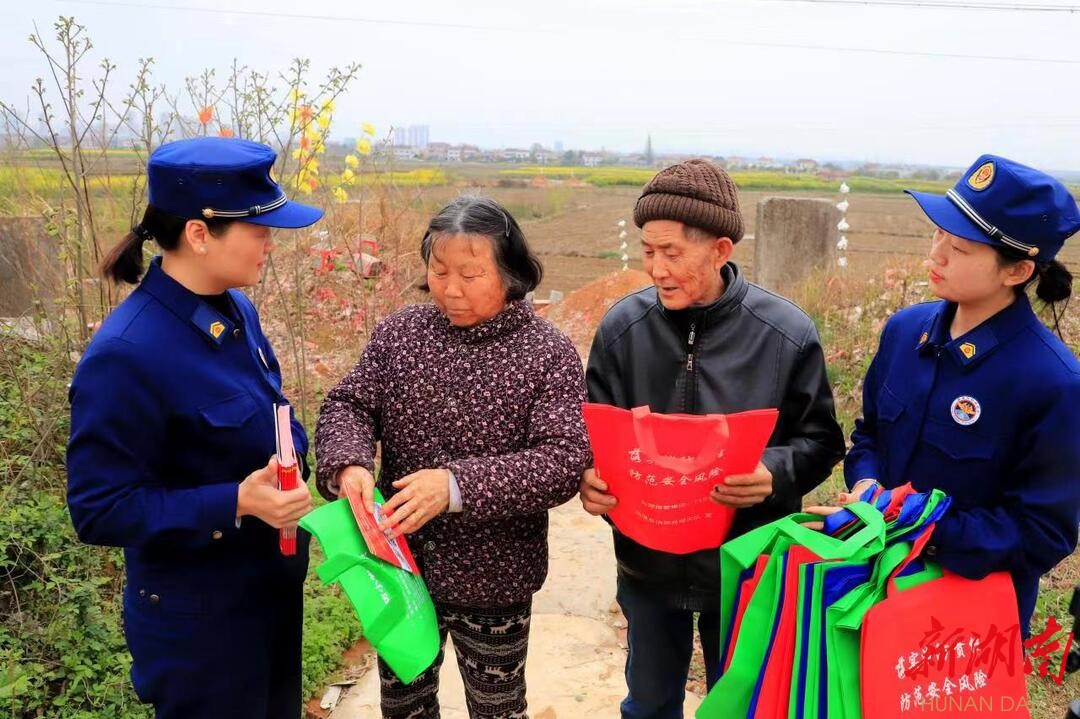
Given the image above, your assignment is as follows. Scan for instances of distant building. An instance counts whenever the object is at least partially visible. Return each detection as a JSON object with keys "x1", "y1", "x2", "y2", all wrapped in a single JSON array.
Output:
[
  {"x1": 534, "y1": 150, "x2": 561, "y2": 165},
  {"x1": 392, "y1": 125, "x2": 429, "y2": 149},
  {"x1": 793, "y1": 158, "x2": 819, "y2": 173},
  {"x1": 499, "y1": 148, "x2": 532, "y2": 162},
  {"x1": 582, "y1": 153, "x2": 603, "y2": 167},
  {"x1": 424, "y1": 142, "x2": 450, "y2": 161},
  {"x1": 407, "y1": 125, "x2": 429, "y2": 149},
  {"x1": 444, "y1": 144, "x2": 481, "y2": 162}
]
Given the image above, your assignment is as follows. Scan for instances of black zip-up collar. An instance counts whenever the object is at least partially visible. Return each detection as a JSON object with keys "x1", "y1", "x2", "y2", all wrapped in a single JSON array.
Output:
[{"x1": 654, "y1": 263, "x2": 749, "y2": 413}]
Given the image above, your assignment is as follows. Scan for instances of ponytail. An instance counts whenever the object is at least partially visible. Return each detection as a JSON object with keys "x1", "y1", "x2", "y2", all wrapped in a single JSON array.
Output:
[
  {"x1": 993, "y1": 246, "x2": 1073, "y2": 340},
  {"x1": 1033, "y1": 260, "x2": 1072, "y2": 304},
  {"x1": 1034, "y1": 260, "x2": 1072, "y2": 340},
  {"x1": 100, "y1": 205, "x2": 235, "y2": 284},
  {"x1": 101, "y1": 223, "x2": 153, "y2": 284}
]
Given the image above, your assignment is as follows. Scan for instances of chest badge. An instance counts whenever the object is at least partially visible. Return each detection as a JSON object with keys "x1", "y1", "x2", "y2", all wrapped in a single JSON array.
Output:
[
  {"x1": 209, "y1": 321, "x2": 226, "y2": 339},
  {"x1": 951, "y1": 395, "x2": 981, "y2": 426}
]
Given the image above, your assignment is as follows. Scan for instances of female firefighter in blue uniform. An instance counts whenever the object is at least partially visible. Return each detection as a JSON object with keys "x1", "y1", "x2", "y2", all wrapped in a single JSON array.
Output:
[
  {"x1": 67, "y1": 137, "x2": 322, "y2": 718},
  {"x1": 833, "y1": 154, "x2": 1080, "y2": 636}
]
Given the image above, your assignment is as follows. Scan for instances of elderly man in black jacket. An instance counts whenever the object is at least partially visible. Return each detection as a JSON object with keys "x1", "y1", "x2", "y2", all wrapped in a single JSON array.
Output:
[{"x1": 579, "y1": 159, "x2": 845, "y2": 719}]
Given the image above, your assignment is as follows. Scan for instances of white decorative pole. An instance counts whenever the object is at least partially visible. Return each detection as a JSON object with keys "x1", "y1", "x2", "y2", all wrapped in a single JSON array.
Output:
[
  {"x1": 618, "y1": 219, "x2": 629, "y2": 271},
  {"x1": 836, "y1": 182, "x2": 851, "y2": 268}
]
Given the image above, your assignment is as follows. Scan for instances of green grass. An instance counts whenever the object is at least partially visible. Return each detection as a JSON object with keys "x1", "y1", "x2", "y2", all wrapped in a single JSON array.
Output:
[
  {"x1": 325, "y1": 167, "x2": 451, "y2": 188},
  {"x1": 498, "y1": 166, "x2": 652, "y2": 187},
  {"x1": 497, "y1": 166, "x2": 955, "y2": 194},
  {"x1": 20, "y1": 148, "x2": 144, "y2": 160},
  {"x1": 0, "y1": 164, "x2": 140, "y2": 198}
]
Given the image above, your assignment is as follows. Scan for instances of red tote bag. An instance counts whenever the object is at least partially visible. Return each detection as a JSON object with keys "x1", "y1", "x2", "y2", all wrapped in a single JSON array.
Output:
[
  {"x1": 861, "y1": 567, "x2": 1029, "y2": 718},
  {"x1": 582, "y1": 403, "x2": 778, "y2": 554}
]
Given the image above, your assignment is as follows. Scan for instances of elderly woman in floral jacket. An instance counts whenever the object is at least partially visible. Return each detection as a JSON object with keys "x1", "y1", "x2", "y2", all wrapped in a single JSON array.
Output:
[{"x1": 315, "y1": 195, "x2": 591, "y2": 719}]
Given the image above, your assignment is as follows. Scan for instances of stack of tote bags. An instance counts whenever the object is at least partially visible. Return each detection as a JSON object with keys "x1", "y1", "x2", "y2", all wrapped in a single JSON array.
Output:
[{"x1": 698, "y1": 483, "x2": 1030, "y2": 719}]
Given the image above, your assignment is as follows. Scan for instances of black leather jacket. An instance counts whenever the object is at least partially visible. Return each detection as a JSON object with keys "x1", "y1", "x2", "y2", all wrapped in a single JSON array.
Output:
[{"x1": 586, "y1": 263, "x2": 845, "y2": 611}]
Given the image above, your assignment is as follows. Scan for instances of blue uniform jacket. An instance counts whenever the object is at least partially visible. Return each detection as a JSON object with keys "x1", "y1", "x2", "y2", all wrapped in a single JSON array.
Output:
[
  {"x1": 845, "y1": 295, "x2": 1080, "y2": 632},
  {"x1": 67, "y1": 257, "x2": 310, "y2": 606}
]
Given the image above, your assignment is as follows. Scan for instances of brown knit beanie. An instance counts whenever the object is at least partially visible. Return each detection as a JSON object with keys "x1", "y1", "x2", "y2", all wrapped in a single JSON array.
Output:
[{"x1": 633, "y1": 159, "x2": 744, "y2": 242}]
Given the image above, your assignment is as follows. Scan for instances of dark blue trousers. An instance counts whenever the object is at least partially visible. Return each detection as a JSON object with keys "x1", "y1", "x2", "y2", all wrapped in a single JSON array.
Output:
[
  {"x1": 616, "y1": 576, "x2": 722, "y2": 719},
  {"x1": 123, "y1": 575, "x2": 304, "y2": 719}
]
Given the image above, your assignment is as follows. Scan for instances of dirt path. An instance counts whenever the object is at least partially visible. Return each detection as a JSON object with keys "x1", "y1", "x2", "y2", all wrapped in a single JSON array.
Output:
[{"x1": 327, "y1": 503, "x2": 704, "y2": 718}]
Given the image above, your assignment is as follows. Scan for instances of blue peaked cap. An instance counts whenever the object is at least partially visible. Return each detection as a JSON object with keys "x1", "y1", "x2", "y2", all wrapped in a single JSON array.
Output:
[
  {"x1": 147, "y1": 137, "x2": 323, "y2": 229},
  {"x1": 906, "y1": 154, "x2": 1080, "y2": 262}
]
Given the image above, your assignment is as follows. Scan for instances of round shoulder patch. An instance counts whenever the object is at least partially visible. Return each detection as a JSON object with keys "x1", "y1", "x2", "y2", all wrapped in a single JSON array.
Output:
[
  {"x1": 967, "y1": 162, "x2": 995, "y2": 191},
  {"x1": 950, "y1": 395, "x2": 981, "y2": 426}
]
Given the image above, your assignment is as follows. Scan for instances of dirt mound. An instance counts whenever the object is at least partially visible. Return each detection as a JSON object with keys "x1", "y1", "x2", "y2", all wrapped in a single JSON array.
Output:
[{"x1": 543, "y1": 269, "x2": 652, "y2": 362}]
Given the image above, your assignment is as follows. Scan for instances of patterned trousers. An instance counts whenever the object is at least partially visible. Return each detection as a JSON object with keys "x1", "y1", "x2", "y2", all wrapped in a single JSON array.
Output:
[{"x1": 378, "y1": 600, "x2": 532, "y2": 719}]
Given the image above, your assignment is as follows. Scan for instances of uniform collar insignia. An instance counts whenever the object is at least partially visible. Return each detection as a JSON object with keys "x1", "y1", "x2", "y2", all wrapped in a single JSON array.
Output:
[
  {"x1": 137, "y1": 258, "x2": 237, "y2": 347},
  {"x1": 916, "y1": 307, "x2": 947, "y2": 354},
  {"x1": 191, "y1": 303, "x2": 234, "y2": 346}
]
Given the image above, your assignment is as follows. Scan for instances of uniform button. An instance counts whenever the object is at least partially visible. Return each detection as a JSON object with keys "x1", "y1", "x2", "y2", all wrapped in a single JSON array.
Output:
[
  {"x1": 233, "y1": 328, "x2": 242, "y2": 338},
  {"x1": 139, "y1": 589, "x2": 146, "y2": 597},
  {"x1": 211, "y1": 530, "x2": 223, "y2": 540},
  {"x1": 926, "y1": 545, "x2": 938, "y2": 557},
  {"x1": 149, "y1": 594, "x2": 160, "y2": 605},
  {"x1": 424, "y1": 541, "x2": 436, "y2": 552}
]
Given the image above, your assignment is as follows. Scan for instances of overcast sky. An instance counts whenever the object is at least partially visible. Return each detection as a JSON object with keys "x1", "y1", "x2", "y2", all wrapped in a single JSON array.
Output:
[{"x1": 3, "y1": 0, "x2": 1080, "y2": 171}]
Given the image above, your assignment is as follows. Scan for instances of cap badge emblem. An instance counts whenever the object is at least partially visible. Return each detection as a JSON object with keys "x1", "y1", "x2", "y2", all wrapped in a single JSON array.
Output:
[{"x1": 967, "y1": 161, "x2": 995, "y2": 191}]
